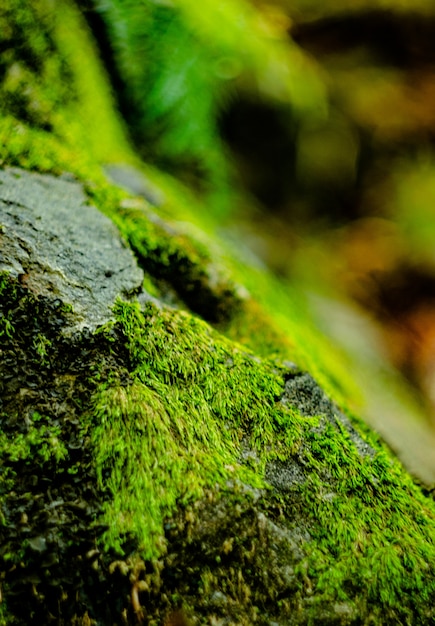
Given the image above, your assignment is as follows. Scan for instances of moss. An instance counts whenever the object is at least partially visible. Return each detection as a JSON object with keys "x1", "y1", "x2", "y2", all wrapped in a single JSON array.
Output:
[
  {"x1": 0, "y1": 0, "x2": 354, "y2": 393},
  {"x1": 0, "y1": 411, "x2": 68, "y2": 467},
  {"x1": 89, "y1": 184, "x2": 361, "y2": 411},
  {"x1": 90, "y1": 299, "x2": 305, "y2": 558},
  {"x1": 83, "y1": 296, "x2": 435, "y2": 622},
  {"x1": 2, "y1": 0, "x2": 131, "y2": 154},
  {"x1": 0, "y1": 273, "x2": 134, "y2": 623},
  {"x1": 0, "y1": 0, "x2": 133, "y2": 181},
  {"x1": 0, "y1": 274, "x2": 82, "y2": 505},
  {"x1": 284, "y1": 418, "x2": 435, "y2": 624},
  {"x1": 99, "y1": 199, "x2": 245, "y2": 322}
]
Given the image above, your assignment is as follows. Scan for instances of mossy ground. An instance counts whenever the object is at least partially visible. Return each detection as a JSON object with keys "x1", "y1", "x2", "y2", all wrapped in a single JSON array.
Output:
[{"x1": 2, "y1": 1, "x2": 435, "y2": 624}]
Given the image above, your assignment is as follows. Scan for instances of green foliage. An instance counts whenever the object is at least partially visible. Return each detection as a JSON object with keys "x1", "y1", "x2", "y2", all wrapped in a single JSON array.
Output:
[
  {"x1": 94, "y1": 0, "x2": 325, "y2": 215},
  {"x1": 95, "y1": 0, "x2": 232, "y2": 213}
]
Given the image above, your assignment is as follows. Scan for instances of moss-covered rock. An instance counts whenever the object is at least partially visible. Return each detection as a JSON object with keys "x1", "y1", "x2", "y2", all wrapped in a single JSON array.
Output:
[{"x1": 1, "y1": 1, "x2": 435, "y2": 625}]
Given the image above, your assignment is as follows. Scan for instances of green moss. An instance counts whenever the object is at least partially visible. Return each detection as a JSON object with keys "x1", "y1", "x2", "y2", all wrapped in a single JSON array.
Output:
[
  {"x1": 89, "y1": 299, "x2": 306, "y2": 558},
  {"x1": 99, "y1": 199, "x2": 244, "y2": 322},
  {"x1": 89, "y1": 182, "x2": 361, "y2": 411},
  {"x1": 86, "y1": 292, "x2": 435, "y2": 617},
  {"x1": 87, "y1": 294, "x2": 435, "y2": 619},
  {"x1": 287, "y1": 419, "x2": 435, "y2": 623},
  {"x1": 221, "y1": 256, "x2": 364, "y2": 411},
  {"x1": 0, "y1": 0, "x2": 133, "y2": 178},
  {"x1": 0, "y1": 412, "x2": 68, "y2": 468},
  {"x1": 0, "y1": 276, "x2": 72, "y2": 506},
  {"x1": 0, "y1": 0, "x2": 359, "y2": 398},
  {"x1": 87, "y1": 296, "x2": 435, "y2": 622}
]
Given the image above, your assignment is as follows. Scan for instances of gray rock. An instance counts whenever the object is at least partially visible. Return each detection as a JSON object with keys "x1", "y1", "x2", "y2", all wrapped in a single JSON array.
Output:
[
  {"x1": 0, "y1": 168, "x2": 144, "y2": 330},
  {"x1": 282, "y1": 373, "x2": 375, "y2": 458},
  {"x1": 281, "y1": 373, "x2": 335, "y2": 418},
  {"x1": 265, "y1": 456, "x2": 307, "y2": 490}
]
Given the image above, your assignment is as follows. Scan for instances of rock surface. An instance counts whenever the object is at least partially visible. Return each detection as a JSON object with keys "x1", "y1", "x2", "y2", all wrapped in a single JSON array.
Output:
[{"x1": 0, "y1": 168, "x2": 144, "y2": 330}]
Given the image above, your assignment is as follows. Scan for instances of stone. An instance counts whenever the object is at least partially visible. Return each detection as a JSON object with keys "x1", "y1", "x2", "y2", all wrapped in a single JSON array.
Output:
[{"x1": 0, "y1": 167, "x2": 144, "y2": 331}]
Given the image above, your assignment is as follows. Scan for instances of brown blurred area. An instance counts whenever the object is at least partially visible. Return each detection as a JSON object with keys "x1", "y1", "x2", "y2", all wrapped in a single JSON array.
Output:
[{"x1": 220, "y1": 5, "x2": 435, "y2": 466}]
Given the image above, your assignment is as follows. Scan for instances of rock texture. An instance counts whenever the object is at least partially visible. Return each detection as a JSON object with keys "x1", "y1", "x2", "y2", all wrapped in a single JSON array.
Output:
[{"x1": 0, "y1": 168, "x2": 144, "y2": 330}]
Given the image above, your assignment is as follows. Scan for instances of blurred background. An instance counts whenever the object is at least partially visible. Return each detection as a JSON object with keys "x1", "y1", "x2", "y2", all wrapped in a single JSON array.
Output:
[{"x1": 81, "y1": 0, "x2": 435, "y2": 482}]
